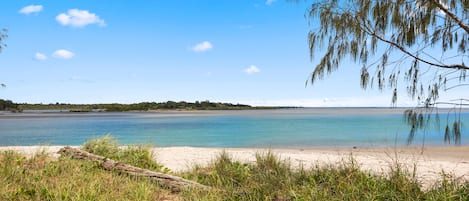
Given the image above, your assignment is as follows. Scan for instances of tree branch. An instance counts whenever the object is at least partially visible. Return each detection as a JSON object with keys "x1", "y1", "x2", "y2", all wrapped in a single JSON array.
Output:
[
  {"x1": 431, "y1": 0, "x2": 469, "y2": 34},
  {"x1": 430, "y1": 102, "x2": 469, "y2": 106},
  {"x1": 445, "y1": 83, "x2": 469, "y2": 91},
  {"x1": 58, "y1": 146, "x2": 211, "y2": 192},
  {"x1": 369, "y1": 31, "x2": 469, "y2": 70}
]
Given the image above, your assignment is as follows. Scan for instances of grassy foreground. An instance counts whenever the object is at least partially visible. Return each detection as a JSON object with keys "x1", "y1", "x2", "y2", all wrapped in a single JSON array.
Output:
[{"x1": 1, "y1": 137, "x2": 467, "y2": 200}]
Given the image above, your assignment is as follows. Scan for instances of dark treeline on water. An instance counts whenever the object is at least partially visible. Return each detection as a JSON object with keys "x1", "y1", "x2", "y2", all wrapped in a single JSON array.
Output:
[
  {"x1": 0, "y1": 100, "x2": 280, "y2": 112},
  {"x1": 0, "y1": 99, "x2": 19, "y2": 112}
]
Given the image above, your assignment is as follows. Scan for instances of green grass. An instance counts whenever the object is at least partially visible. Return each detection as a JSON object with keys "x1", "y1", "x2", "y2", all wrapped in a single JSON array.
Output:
[
  {"x1": 182, "y1": 152, "x2": 468, "y2": 200},
  {"x1": 81, "y1": 135, "x2": 169, "y2": 173},
  {"x1": 1, "y1": 136, "x2": 468, "y2": 200},
  {"x1": 0, "y1": 149, "x2": 173, "y2": 201}
]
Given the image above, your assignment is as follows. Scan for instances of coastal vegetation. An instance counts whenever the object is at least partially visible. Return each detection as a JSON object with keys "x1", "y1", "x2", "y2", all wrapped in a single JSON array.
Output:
[
  {"x1": 305, "y1": 0, "x2": 468, "y2": 144},
  {"x1": 0, "y1": 99, "x2": 19, "y2": 112},
  {"x1": 1, "y1": 136, "x2": 467, "y2": 200},
  {"x1": 13, "y1": 100, "x2": 275, "y2": 112}
]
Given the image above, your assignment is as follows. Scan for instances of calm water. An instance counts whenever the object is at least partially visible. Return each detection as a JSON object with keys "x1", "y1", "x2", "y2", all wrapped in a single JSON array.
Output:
[{"x1": 0, "y1": 109, "x2": 467, "y2": 148}]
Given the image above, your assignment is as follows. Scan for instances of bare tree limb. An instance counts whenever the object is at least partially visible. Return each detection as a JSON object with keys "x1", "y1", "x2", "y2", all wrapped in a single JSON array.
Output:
[
  {"x1": 368, "y1": 31, "x2": 469, "y2": 70},
  {"x1": 431, "y1": 0, "x2": 469, "y2": 34},
  {"x1": 58, "y1": 146, "x2": 210, "y2": 192}
]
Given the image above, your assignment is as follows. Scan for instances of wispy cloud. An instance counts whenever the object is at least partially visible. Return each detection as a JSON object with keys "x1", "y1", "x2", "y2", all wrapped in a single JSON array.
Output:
[
  {"x1": 265, "y1": 0, "x2": 277, "y2": 5},
  {"x1": 56, "y1": 9, "x2": 106, "y2": 28},
  {"x1": 52, "y1": 49, "x2": 75, "y2": 59},
  {"x1": 70, "y1": 75, "x2": 93, "y2": 83},
  {"x1": 34, "y1": 52, "x2": 47, "y2": 60},
  {"x1": 191, "y1": 41, "x2": 213, "y2": 52},
  {"x1": 244, "y1": 65, "x2": 261, "y2": 75},
  {"x1": 19, "y1": 5, "x2": 43, "y2": 15}
]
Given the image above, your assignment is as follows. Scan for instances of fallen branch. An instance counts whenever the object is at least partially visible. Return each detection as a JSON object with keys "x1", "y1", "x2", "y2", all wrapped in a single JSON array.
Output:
[{"x1": 58, "y1": 146, "x2": 210, "y2": 192}]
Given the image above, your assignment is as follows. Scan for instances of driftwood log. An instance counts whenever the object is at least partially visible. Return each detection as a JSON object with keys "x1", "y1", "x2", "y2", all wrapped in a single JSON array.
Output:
[{"x1": 58, "y1": 146, "x2": 210, "y2": 192}]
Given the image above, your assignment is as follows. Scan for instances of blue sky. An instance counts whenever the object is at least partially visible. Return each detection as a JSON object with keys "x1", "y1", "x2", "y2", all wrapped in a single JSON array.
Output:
[{"x1": 0, "y1": 0, "x2": 425, "y2": 107}]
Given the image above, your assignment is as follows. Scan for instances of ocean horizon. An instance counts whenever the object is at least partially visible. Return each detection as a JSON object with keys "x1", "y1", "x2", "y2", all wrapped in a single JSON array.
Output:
[{"x1": 1, "y1": 108, "x2": 467, "y2": 148}]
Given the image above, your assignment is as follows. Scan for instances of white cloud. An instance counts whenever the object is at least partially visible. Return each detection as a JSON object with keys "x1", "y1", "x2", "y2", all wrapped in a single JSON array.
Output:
[
  {"x1": 52, "y1": 49, "x2": 75, "y2": 59},
  {"x1": 244, "y1": 65, "x2": 261, "y2": 75},
  {"x1": 265, "y1": 0, "x2": 277, "y2": 5},
  {"x1": 70, "y1": 75, "x2": 93, "y2": 83},
  {"x1": 19, "y1": 5, "x2": 43, "y2": 15},
  {"x1": 56, "y1": 9, "x2": 106, "y2": 28},
  {"x1": 34, "y1": 52, "x2": 47, "y2": 60},
  {"x1": 191, "y1": 41, "x2": 213, "y2": 52}
]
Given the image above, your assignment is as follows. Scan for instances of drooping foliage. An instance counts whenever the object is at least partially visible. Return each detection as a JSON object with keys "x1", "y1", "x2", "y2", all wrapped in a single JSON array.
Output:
[{"x1": 307, "y1": 0, "x2": 468, "y2": 144}]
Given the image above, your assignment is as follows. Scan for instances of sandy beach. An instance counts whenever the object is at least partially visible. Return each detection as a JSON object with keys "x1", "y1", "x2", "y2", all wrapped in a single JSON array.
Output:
[{"x1": 1, "y1": 145, "x2": 467, "y2": 189}]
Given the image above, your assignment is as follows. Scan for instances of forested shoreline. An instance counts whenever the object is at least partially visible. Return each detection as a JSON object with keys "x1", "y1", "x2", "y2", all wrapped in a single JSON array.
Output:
[
  {"x1": 0, "y1": 99, "x2": 19, "y2": 112},
  {"x1": 0, "y1": 99, "x2": 281, "y2": 112}
]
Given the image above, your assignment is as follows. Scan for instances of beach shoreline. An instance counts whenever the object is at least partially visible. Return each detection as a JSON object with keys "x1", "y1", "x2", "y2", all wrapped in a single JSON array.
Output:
[
  {"x1": 1, "y1": 145, "x2": 467, "y2": 188},
  {"x1": 3, "y1": 107, "x2": 469, "y2": 118}
]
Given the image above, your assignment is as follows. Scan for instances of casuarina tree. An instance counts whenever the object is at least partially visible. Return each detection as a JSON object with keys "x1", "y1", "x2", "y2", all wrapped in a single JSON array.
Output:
[{"x1": 305, "y1": 0, "x2": 468, "y2": 144}]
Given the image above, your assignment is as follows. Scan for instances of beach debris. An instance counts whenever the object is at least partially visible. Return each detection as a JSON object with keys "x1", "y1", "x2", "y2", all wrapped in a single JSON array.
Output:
[{"x1": 57, "y1": 146, "x2": 210, "y2": 192}]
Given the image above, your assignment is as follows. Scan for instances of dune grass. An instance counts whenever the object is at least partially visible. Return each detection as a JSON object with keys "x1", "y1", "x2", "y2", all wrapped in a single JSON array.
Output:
[
  {"x1": 0, "y1": 136, "x2": 468, "y2": 200},
  {"x1": 181, "y1": 151, "x2": 468, "y2": 200},
  {"x1": 81, "y1": 135, "x2": 169, "y2": 173},
  {"x1": 0, "y1": 149, "x2": 173, "y2": 201}
]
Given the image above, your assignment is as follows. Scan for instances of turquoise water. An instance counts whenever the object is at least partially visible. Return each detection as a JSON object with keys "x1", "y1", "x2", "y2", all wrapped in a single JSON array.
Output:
[{"x1": 0, "y1": 109, "x2": 467, "y2": 148}]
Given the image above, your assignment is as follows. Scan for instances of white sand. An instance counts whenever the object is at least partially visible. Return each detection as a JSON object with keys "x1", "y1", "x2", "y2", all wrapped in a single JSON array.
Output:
[{"x1": 1, "y1": 145, "x2": 468, "y2": 188}]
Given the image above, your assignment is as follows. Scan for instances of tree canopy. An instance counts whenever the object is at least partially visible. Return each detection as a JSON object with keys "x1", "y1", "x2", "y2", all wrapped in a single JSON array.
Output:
[
  {"x1": 306, "y1": 0, "x2": 468, "y2": 144},
  {"x1": 17, "y1": 101, "x2": 257, "y2": 112},
  {"x1": 0, "y1": 99, "x2": 18, "y2": 112}
]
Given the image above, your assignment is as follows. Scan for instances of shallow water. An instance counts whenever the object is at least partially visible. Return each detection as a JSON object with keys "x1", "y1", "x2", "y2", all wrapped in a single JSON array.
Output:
[{"x1": 0, "y1": 109, "x2": 467, "y2": 148}]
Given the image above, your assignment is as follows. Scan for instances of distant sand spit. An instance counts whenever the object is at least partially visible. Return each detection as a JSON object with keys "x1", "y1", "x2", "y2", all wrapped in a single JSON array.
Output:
[
  {"x1": 0, "y1": 107, "x2": 469, "y2": 119},
  {"x1": 2, "y1": 108, "x2": 469, "y2": 119},
  {"x1": 1, "y1": 145, "x2": 467, "y2": 189}
]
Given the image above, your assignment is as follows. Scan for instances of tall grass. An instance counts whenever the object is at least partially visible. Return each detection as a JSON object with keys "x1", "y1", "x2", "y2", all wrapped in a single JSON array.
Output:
[
  {"x1": 1, "y1": 136, "x2": 468, "y2": 200},
  {"x1": 0, "y1": 149, "x2": 173, "y2": 200},
  {"x1": 82, "y1": 135, "x2": 169, "y2": 173},
  {"x1": 182, "y1": 151, "x2": 468, "y2": 200}
]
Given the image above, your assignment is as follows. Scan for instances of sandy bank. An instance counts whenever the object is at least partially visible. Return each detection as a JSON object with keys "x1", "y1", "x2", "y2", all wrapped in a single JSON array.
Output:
[
  {"x1": 5, "y1": 108, "x2": 469, "y2": 119},
  {"x1": 1, "y1": 145, "x2": 468, "y2": 188}
]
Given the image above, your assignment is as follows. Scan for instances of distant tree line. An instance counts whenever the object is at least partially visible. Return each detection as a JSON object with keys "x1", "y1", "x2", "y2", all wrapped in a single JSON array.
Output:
[
  {"x1": 17, "y1": 101, "x2": 262, "y2": 112},
  {"x1": 94, "y1": 101, "x2": 253, "y2": 112},
  {"x1": 0, "y1": 99, "x2": 20, "y2": 112}
]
